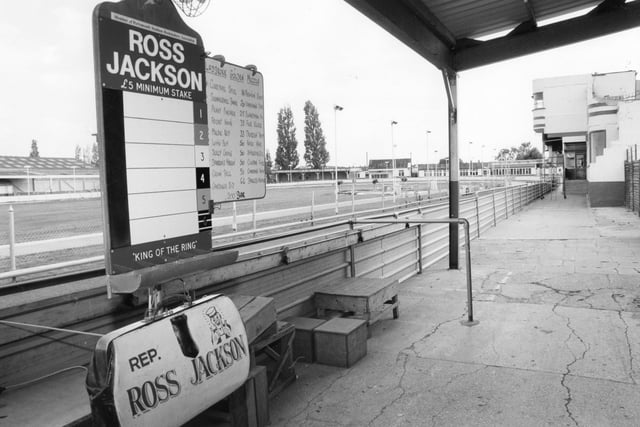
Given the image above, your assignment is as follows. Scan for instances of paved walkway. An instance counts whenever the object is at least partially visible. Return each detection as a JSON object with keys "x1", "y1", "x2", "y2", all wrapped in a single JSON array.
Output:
[{"x1": 270, "y1": 192, "x2": 640, "y2": 426}]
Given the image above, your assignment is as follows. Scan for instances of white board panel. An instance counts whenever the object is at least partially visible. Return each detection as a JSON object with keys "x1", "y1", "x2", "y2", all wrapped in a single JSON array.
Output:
[
  {"x1": 126, "y1": 168, "x2": 195, "y2": 194},
  {"x1": 128, "y1": 190, "x2": 197, "y2": 220},
  {"x1": 129, "y1": 212, "x2": 199, "y2": 245},
  {"x1": 124, "y1": 117, "x2": 194, "y2": 145},
  {"x1": 123, "y1": 91, "x2": 193, "y2": 123},
  {"x1": 205, "y1": 59, "x2": 266, "y2": 202},
  {"x1": 126, "y1": 143, "x2": 195, "y2": 169}
]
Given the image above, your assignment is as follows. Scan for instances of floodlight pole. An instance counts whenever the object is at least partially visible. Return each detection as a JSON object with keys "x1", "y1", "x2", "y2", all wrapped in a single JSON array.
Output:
[
  {"x1": 391, "y1": 121, "x2": 398, "y2": 204},
  {"x1": 468, "y1": 141, "x2": 473, "y2": 176},
  {"x1": 426, "y1": 130, "x2": 431, "y2": 178},
  {"x1": 334, "y1": 105, "x2": 343, "y2": 215}
]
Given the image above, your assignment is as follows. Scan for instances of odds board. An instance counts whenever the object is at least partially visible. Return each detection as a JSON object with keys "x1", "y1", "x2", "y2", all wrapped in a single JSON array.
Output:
[
  {"x1": 94, "y1": 1, "x2": 212, "y2": 274},
  {"x1": 205, "y1": 59, "x2": 266, "y2": 202},
  {"x1": 94, "y1": 0, "x2": 265, "y2": 276}
]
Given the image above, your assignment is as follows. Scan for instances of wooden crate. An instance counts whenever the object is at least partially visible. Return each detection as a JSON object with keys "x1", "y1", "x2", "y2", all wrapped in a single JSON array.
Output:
[
  {"x1": 285, "y1": 316, "x2": 326, "y2": 363},
  {"x1": 314, "y1": 278, "x2": 399, "y2": 326},
  {"x1": 230, "y1": 295, "x2": 277, "y2": 344},
  {"x1": 314, "y1": 318, "x2": 367, "y2": 368},
  {"x1": 183, "y1": 365, "x2": 269, "y2": 427}
]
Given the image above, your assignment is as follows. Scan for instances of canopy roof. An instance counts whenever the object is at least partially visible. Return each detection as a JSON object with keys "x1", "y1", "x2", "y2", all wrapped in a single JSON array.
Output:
[{"x1": 344, "y1": 0, "x2": 640, "y2": 71}]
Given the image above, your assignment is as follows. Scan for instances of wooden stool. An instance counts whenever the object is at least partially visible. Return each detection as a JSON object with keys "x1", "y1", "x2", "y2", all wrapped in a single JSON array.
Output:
[{"x1": 314, "y1": 278, "x2": 399, "y2": 326}]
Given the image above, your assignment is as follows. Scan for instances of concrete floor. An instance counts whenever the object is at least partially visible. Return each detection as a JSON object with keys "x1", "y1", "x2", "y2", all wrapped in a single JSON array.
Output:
[
  {"x1": 3, "y1": 191, "x2": 640, "y2": 426},
  {"x1": 270, "y1": 192, "x2": 640, "y2": 427}
]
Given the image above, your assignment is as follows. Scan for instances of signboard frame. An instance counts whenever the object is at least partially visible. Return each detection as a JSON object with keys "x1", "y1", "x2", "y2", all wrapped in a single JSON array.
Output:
[
  {"x1": 93, "y1": 0, "x2": 215, "y2": 278},
  {"x1": 205, "y1": 57, "x2": 267, "y2": 203}
]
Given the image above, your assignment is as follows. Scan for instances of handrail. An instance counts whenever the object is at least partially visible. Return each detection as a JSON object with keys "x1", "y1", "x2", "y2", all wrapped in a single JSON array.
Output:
[
  {"x1": 351, "y1": 218, "x2": 478, "y2": 326},
  {"x1": 2, "y1": 182, "x2": 547, "y2": 291}
]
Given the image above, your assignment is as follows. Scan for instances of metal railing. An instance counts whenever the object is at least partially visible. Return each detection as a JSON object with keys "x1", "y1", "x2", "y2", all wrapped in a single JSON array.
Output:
[
  {"x1": 353, "y1": 218, "x2": 477, "y2": 325},
  {"x1": 1, "y1": 182, "x2": 550, "y2": 286}
]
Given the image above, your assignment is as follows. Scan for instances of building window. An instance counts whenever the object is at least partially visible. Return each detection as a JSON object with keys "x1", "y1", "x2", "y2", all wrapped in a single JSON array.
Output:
[
  {"x1": 589, "y1": 130, "x2": 606, "y2": 163},
  {"x1": 533, "y1": 92, "x2": 544, "y2": 109}
]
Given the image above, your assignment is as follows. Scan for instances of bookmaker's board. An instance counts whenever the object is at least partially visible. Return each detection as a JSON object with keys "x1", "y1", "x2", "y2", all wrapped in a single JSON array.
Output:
[{"x1": 93, "y1": 1, "x2": 264, "y2": 274}]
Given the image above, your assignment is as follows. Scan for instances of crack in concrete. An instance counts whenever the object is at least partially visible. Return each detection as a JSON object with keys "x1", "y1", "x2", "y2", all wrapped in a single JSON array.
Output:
[
  {"x1": 429, "y1": 366, "x2": 488, "y2": 427},
  {"x1": 552, "y1": 298, "x2": 590, "y2": 427},
  {"x1": 284, "y1": 369, "x2": 351, "y2": 427},
  {"x1": 491, "y1": 330, "x2": 500, "y2": 361},
  {"x1": 617, "y1": 311, "x2": 636, "y2": 385},
  {"x1": 402, "y1": 314, "x2": 464, "y2": 358},
  {"x1": 366, "y1": 352, "x2": 410, "y2": 426}
]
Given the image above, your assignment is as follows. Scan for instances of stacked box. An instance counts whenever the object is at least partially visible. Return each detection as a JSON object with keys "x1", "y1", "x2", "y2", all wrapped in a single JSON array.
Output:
[
  {"x1": 313, "y1": 318, "x2": 367, "y2": 368},
  {"x1": 285, "y1": 316, "x2": 327, "y2": 363}
]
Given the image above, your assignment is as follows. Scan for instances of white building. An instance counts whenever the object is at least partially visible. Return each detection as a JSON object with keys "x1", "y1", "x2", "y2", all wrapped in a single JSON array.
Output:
[{"x1": 533, "y1": 70, "x2": 640, "y2": 206}]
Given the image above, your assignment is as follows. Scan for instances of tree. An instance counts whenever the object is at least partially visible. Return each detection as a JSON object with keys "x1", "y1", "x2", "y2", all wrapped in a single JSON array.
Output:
[
  {"x1": 275, "y1": 106, "x2": 299, "y2": 170},
  {"x1": 302, "y1": 100, "x2": 329, "y2": 169},
  {"x1": 515, "y1": 141, "x2": 542, "y2": 160},
  {"x1": 74, "y1": 145, "x2": 82, "y2": 161},
  {"x1": 495, "y1": 142, "x2": 542, "y2": 161},
  {"x1": 90, "y1": 141, "x2": 99, "y2": 166},
  {"x1": 265, "y1": 149, "x2": 273, "y2": 175},
  {"x1": 29, "y1": 139, "x2": 40, "y2": 158}
]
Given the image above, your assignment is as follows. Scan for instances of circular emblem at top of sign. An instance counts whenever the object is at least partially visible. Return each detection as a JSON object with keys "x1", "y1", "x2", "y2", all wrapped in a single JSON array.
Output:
[{"x1": 172, "y1": 0, "x2": 211, "y2": 17}]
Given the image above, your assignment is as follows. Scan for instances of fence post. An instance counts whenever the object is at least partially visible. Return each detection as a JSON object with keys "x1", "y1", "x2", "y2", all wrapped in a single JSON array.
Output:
[
  {"x1": 232, "y1": 202, "x2": 237, "y2": 232},
  {"x1": 351, "y1": 182, "x2": 356, "y2": 215},
  {"x1": 8, "y1": 205, "x2": 16, "y2": 280},
  {"x1": 311, "y1": 191, "x2": 315, "y2": 226},
  {"x1": 520, "y1": 185, "x2": 523, "y2": 209},
  {"x1": 504, "y1": 187, "x2": 509, "y2": 219},
  {"x1": 417, "y1": 224, "x2": 423, "y2": 274},
  {"x1": 252, "y1": 200, "x2": 257, "y2": 237},
  {"x1": 475, "y1": 195, "x2": 481, "y2": 238},
  {"x1": 349, "y1": 221, "x2": 357, "y2": 277},
  {"x1": 491, "y1": 190, "x2": 497, "y2": 226}
]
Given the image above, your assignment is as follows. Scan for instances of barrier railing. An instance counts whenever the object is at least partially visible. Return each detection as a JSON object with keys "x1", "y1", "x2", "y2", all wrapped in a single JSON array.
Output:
[
  {"x1": 1, "y1": 182, "x2": 550, "y2": 285},
  {"x1": 353, "y1": 218, "x2": 478, "y2": 325}
]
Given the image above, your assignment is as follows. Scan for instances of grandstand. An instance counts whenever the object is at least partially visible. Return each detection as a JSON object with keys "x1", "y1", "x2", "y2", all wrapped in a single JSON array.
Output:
[{"x1": 0, "y1": 156, "x2": 99, "y2": 196}]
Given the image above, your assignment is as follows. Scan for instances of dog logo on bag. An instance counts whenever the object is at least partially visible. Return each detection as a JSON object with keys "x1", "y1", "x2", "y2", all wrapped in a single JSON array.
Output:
[{"x1": 204, "y1": 306, "x2": 232, "y2": 345}]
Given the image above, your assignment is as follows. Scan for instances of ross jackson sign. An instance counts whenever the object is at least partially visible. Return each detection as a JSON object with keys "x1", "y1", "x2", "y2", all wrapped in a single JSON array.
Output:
[{"x1": 86, "y1": 294, "x2": 250, "y2": 426}]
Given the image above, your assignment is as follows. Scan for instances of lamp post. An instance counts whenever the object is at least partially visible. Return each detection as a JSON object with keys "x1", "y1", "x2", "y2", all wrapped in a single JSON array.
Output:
[
  {"x1": 24, "y1": 166, "x2": 31, "y2": 196},
  {"x1": 481, "y1": 144, "x2": 485, "y2": 176},
  {"x1": 434, "y1": 150, "x2": 438, "y2": 179},
  {"x1": 425, "y1": 130, "x2": 431, "y2": 178},
  {"x1": 468, "y1": 141, "x2": 473, "y2": 176},
  {"x1": 334, "y1": 105, "x2": 343, "y2": 214},
  {"x1": 391, "y1": 120, "x2": 398, "y2": 203}
]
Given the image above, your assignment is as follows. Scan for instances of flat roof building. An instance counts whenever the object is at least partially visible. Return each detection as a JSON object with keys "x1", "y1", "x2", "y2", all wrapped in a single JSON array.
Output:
[{"x1": 533, "y1": 70, "x2": 640, "y2": 206}]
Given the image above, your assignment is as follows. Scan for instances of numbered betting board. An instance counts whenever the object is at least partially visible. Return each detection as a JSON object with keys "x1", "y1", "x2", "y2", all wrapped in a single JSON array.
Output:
[
  {"x1": 94, "y1": 0, "x2": 243, "y2": 276},
  {"x1": 94, "y1": 0, "x2": 266, "y2": 275},
  {"x1": 206, "y1": 59, "x2": 266, "y2": 202}
]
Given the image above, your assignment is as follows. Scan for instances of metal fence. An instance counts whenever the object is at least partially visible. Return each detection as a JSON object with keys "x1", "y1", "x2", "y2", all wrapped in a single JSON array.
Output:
[
  {"x1": 624, "y1": 146, "x2": 640, "y2": 214},
  {"x1": 0, "y1": 181, "x2": 548, "y2": 285}
]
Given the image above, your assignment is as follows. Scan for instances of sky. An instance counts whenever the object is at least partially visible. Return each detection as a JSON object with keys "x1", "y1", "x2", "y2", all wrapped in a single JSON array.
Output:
[{"x1": 2, "y1": 0, "x2": 640, "y2": 166}]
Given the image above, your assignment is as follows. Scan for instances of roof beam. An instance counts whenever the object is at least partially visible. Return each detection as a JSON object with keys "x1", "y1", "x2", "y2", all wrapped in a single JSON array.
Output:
[
  {"x1": 344, "y1": 0, "x2": 454, "y2": 71},
  {"x1": 453, "y1": 0, "x2": 640, "y2": 71}
]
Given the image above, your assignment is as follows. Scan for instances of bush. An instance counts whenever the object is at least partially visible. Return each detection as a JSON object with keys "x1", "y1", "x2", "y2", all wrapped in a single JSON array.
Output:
[
  {"x1": 372, "y1": 179, "x2": 378, "y2": 184},
  {"x1": 337, "y1": 180, "x2": 343, "y2": 185},
  {"x1": 401, "y1": 176, "x2": 408, "y2": 182}
]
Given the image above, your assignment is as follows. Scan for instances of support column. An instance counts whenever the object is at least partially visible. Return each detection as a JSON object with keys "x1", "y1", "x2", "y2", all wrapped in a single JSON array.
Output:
[{"x1": 443, "y1": 69, "x2": 459, "y2": 269}]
